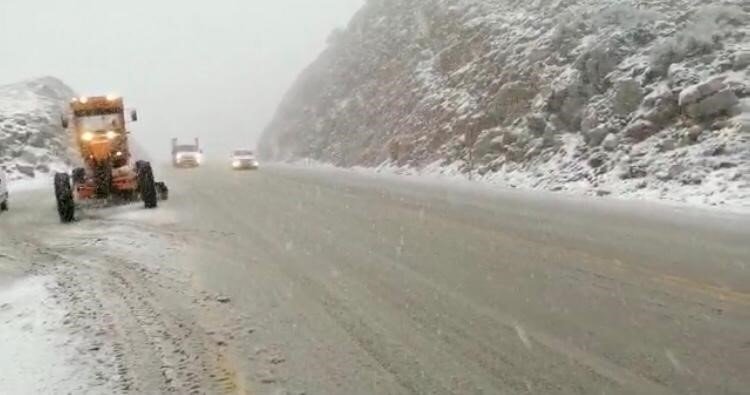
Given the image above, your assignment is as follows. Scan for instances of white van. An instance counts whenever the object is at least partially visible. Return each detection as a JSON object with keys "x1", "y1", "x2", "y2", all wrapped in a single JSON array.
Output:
[{"x1": 0, "y1": 169, "x2": 8, "y2": 212}]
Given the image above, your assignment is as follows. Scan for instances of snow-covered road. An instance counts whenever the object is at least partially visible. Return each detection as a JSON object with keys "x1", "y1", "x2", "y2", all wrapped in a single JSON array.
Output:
[
  {"x1": 1, "y1": 164, "x2": 749, "y2": 394},
  {"x1": 0, "y1": 185, "x2": 257, "y2": 393}
]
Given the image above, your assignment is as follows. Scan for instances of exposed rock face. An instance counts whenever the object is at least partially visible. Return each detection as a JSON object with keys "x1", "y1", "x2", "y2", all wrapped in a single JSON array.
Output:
[
  {"x1": 0, "y1": 77, "x2": 76, "y2": 180},
  {"x1": 261, "y1": 0, "x2": 750, "y2": 207}
]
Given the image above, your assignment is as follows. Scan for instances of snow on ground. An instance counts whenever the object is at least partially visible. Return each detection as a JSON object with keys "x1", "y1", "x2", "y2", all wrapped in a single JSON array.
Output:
[
  {"x1": 0, "y1": 276, "x2": 92, "y2": 394},
  {"x1": 106, "y1": 204, "x2": 179, "y2": 226},
  {"x1": 286, "y1": 158, "x2": 750, "y2": 215},
  {"x1": 8, "y1": 174, "x2": 54, "y2": 193},
  {"x1": 0, "y1": 186, "x2": 265, "y2": 393}
]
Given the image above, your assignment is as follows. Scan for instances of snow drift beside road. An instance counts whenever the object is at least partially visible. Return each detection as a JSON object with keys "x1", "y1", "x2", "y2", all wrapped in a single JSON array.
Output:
[
  {"x1": 287, "y1": 159, "x2": 750, "y2": 213},
  {"x1": 0, "y1": 276, "x2": 87, "y2": 394},
  {"x1": 7, "y1": 174, "x2": 54, "y2": 193},
  {"x1": 0, "y1": 77, "x2": 75, "y2": 181}
]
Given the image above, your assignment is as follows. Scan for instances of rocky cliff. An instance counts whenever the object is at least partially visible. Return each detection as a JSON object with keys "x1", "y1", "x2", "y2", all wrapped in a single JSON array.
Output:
[
  {"x1": 260, "y1": 0, "x2": 750, "y2": 207},
  {"x1": 0, "y1": 77, "x2": 76, "y2": 180}
]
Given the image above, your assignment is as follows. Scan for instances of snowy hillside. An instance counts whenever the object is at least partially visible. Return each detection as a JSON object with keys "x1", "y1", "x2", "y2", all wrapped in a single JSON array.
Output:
[
  {"x1": 260, "y1": 0, "x2": 750, "y2": 208},
  {"x1": 0, "y1": 77, "x2": 75, "y2": 180}
]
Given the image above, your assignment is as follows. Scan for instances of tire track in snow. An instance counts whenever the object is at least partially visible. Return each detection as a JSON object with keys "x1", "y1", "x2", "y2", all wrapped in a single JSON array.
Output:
[{"x1": 12, "y1": 226, "x2": 254, "y2": 394}]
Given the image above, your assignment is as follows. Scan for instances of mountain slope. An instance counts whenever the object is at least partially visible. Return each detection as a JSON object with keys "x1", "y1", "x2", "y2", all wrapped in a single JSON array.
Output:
[
  {"x1": 260, "y1": 0, "x2": 750, "y2": 208},
  {"x1": 0, "y1": 76, "x2": 76, "y2": 180}
]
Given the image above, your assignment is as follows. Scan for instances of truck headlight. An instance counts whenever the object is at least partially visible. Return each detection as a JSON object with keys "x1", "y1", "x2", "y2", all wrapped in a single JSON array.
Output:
[
  {"x1": 106, "y1": 130, "x2": 119, "y2": 140},
  {"x1": 81, "y1": 132, "x2": 94, "y2": 142},
  {"x1": 232, "y1": 160, "x2": 241, "y2": 167}
]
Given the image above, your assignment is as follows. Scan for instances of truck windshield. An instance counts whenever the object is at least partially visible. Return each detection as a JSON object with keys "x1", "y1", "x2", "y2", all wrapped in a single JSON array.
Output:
[
  {"x1": 233, "y1": 150, "x2": 253, "y2": 156},
  {"x1": 175, "y1": 145, "x2": 199, "y2": 153},
  {"x1": 76, "y1": 114, "x2": 122, "y2": 131}
]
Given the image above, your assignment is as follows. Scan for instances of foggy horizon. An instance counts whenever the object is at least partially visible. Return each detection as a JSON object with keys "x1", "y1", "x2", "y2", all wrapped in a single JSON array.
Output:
[{"x1": 0, "y1": 0, "x2": 363, "y2": 160}]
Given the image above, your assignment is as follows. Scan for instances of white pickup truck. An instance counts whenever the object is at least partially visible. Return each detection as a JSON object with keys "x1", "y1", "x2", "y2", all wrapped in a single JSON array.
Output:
[{"x1": 172, "y1": 138, "x2": 203, "y2": 168}]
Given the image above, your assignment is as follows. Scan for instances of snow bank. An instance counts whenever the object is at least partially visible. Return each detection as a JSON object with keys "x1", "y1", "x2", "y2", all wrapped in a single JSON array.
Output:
[
  {"x1": 7, "y1": 174, "x2": 53, "y2": 193},
  {"x1": 0, "y1": 77, "x2": 75, "y2": 181},
  {"x1": 288, "y1": 158, "x2": 750, "y2": 214},
  {"x1": 0, "y1": 276, "x2": 82, "y2": 393}
]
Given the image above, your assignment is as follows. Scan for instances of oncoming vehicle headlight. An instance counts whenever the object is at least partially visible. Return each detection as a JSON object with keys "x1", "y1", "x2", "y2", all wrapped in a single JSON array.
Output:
[
  {"x1": 81, "y1": 132, "x2": 94, "y2": 142},
  {"x1": 106, "y1": 130, "x2": 119, "y2": 140},
  {"x1": 106, "y1": 93, "x2": 120, "y2": 101},
  {"x1": 196, "y1": 153, "x2": 203, "y2": 164},
  {"x1": 232, "y1": 160, "x2": 241, "y2": 167}
]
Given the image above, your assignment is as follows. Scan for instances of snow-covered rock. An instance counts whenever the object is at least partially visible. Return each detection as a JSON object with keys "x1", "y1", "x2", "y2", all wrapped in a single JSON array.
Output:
[
  {"x1": 678, "y1": 77, "x2": 741, "y2": 119},
  {"x1": 734, "y1": 51, "x2": 750, "y2": 70},
  {"x1": 640, "y1": 84, "x2": 679, "y2": 125},
  {"x1": 585, "y1": 126, "x2": 611, "y2": 147},
  {"x1": 678, "y1": 78, "x2": 727, "y2": 107},
  {"x1": 623, "y1": 119, "x2": 658, "y2": 142},
  {"x1": 736, "y1": 112, "x2": 750, "y2": 133},
  {"x1": 0, "y1": 77, "x2": 75, "y2": 181},
  {"x1": 685, "y1": 89, "x2": 739, "y2": 119},
  {"x1": 261, "y1": 0, "x2": 750, "y2": 209},
  {"x1": 602, "y1": 133, "x2": 619, "y2": 151}
]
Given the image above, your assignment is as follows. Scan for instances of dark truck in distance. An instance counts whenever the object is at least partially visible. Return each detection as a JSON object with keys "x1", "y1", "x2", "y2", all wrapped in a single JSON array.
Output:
[{"x1": 172, "y1": 138, "x2": 203, "y2": 168}]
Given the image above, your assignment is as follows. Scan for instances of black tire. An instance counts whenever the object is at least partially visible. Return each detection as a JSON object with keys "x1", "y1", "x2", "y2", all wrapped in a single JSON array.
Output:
[
  {"x1": 72, "y1": 167, "x2": 86, "y2": 184},
  {"x1": 94, "y1": 161, "x2": 112, "y2": 198},
  {"x1": 156, "y1": 182, "x2": 169, "y2": 201},
  {"x1": 0, "y1": 199, "x2": 7, "y2": 212},
  {"x1": 137, "y1": 161, "x2": 158, "y2": 209},
  {"x1": 54, "y1": 173, "x2": 75, "y2": 223}
]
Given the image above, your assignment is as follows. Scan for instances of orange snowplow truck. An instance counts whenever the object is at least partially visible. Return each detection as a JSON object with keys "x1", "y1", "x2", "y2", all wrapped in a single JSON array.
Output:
[{"x1": 54, "y1": 95, "x2": 167, "y2": 223}]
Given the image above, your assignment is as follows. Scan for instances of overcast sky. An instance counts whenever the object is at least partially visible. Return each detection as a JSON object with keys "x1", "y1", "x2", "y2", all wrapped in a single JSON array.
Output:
[{"x1": 0, "y1": 0, "x2": 362, "y2": 159}]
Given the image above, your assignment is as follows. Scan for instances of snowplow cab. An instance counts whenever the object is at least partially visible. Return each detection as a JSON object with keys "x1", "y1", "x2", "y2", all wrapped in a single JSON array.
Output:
[{"x1": 68, "y1": 95, "x2": 136, "y2": 168}]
